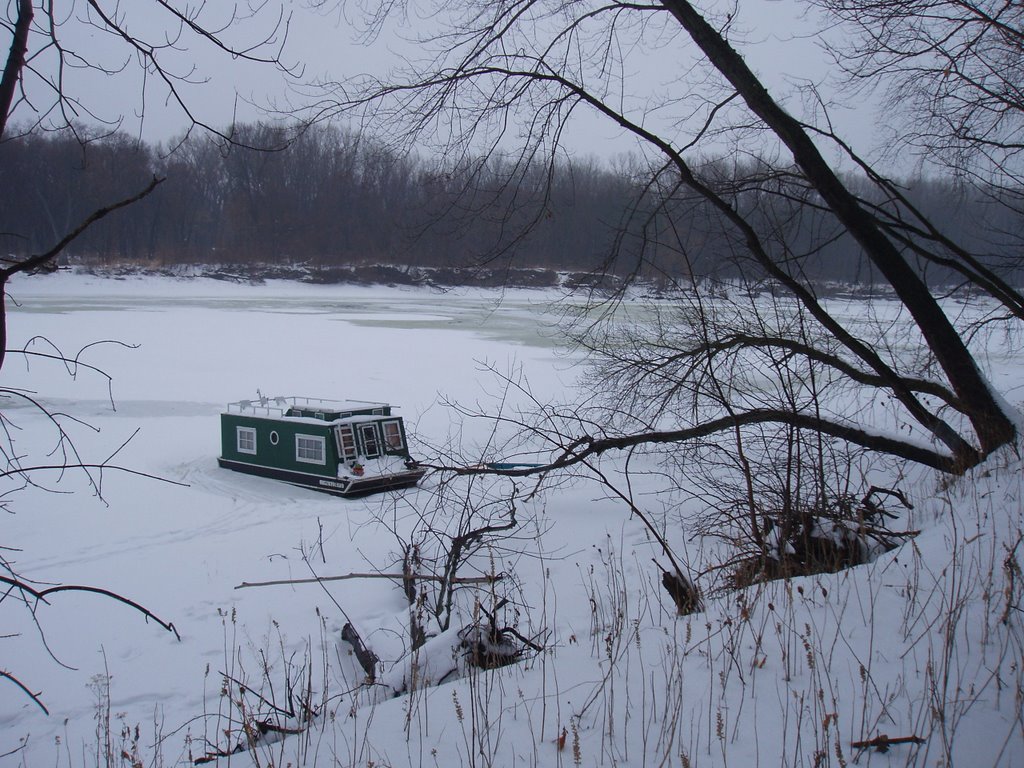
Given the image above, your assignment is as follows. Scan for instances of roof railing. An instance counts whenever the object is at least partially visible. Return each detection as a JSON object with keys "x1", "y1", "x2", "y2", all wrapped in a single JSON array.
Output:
[{"x1": 225, "y1": 396, "x2": 393, "y2": 417}]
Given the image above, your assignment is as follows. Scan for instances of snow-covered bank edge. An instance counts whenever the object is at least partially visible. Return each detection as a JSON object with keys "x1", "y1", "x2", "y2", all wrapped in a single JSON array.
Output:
[
  {"x1": 58, "y1": 260, "x2": 910, "y2": 300},
  {"x1": 169, "y1": 450, "x2": 1024, "y2": 768}
]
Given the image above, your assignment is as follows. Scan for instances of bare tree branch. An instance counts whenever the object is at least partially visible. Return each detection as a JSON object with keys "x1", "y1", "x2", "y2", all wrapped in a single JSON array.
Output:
[
  {"x1": 0, "y1": 574, "x2": 180, "y2": 640},
  {"x1": 423, "y1": 408, "x2": 959, "y2": 475},
  {"x1": 0, "y1": 668, "x2": 48, "y2": 715}
]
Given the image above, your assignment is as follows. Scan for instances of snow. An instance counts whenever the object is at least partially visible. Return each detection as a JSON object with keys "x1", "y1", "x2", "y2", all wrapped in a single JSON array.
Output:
[{"x1": 2, "y1": 272, "x2": 1022, "y2": 767}]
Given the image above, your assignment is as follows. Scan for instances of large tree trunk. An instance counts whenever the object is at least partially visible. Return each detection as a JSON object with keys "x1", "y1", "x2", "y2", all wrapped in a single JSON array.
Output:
[
  {"x1": 660, "y1": 0, "x2": 1016, "y2": 464},
  {"x1": 0, "y1": 0, "x2": 32, "y2": 140}
]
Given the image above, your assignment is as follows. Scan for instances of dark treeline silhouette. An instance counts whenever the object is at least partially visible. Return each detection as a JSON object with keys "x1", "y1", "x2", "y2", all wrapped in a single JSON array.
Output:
[{"x1": 1, "y1": 123, "x2": 1019, "y2": 285}]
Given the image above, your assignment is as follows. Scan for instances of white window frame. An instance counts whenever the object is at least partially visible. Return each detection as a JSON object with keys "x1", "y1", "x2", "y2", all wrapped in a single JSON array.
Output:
[
  {"x1": 295, "y1": 434, "x2": 326, "y2": 464},
  {"x1": 359, "y1": 423, "x2": 381, "y2": 458},
  {"x1": 237, "y1": 426, "x2": 257, "y2": 455},
  {"x1": 382, "y1": 420, "x2": 404, "y2": 451}
]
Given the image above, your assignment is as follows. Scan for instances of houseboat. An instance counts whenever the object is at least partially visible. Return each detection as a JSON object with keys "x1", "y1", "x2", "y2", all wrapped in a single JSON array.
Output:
[{"x1": 218, "y1": 396, "x2": 426, "y2": 497}]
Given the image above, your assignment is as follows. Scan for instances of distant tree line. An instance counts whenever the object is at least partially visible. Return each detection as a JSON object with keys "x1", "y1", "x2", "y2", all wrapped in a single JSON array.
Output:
[{"x1": 1, "y1": 123, "x2": 1019, "y2": 285}]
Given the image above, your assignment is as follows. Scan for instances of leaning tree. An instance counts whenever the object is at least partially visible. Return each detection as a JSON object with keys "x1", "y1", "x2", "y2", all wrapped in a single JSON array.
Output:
[
  {"x1": 320, "y1": 0, "x2": 1022, "y2": 474},
  {"x1": 307, "y1": 0, "x2": 1024, "y2": 591}
]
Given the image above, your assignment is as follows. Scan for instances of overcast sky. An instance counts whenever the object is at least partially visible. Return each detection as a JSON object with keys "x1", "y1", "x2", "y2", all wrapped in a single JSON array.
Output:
[{"x1": 18, "y1": 1, "x2": 875, "y2": 162}]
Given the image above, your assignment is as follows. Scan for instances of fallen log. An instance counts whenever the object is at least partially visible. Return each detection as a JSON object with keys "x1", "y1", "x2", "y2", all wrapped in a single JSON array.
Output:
[
  {"x1": 235, "y1": 572, "x2": 502, "y2": 590},
  {"x1": 341, "y1": 622, "x2": 379, "y2": 683},
  {"x1": 851, "y1": 734, "x2": 925, "y2": 752}
]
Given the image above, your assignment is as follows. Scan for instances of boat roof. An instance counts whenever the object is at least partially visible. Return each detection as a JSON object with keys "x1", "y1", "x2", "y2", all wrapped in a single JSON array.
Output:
[{"x1": 224, "y1": 396, "x2": 395, "y2": 419}]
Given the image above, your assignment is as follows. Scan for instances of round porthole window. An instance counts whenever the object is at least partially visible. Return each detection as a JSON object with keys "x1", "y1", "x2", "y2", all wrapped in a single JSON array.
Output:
[{"x1": 269, "y1": 431, "x2": 280, "y2": 446}]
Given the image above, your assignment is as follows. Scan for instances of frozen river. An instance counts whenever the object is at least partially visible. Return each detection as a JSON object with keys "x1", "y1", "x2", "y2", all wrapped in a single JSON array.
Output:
[{"x1": 2, "y1": 272, "x2": 1021, "y2": 768}]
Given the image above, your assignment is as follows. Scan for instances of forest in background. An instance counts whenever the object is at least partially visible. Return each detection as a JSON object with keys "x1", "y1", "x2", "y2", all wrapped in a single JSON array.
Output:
[{"x1": 3, "y1": 122, "x2": 1020, "y2": 286}]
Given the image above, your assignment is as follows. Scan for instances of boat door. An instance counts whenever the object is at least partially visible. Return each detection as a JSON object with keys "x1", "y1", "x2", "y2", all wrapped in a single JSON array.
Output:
[
  {"x1": 335, "y1": 424, "x2": 358, "y2": 461},
  {"x1": 358, "y1": 423, "x2": 381, "y2": 458}
]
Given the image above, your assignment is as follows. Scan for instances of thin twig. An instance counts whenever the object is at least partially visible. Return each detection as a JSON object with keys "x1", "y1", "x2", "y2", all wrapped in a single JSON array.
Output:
[{"x1": 0, "y1": 669, "x2": 49, "y2": 715}]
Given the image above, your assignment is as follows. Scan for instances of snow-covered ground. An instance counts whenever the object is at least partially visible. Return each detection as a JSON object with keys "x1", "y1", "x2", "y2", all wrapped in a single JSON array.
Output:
[{"x1": 2, "y1": 273, "x2": 1022, "y2": 767}]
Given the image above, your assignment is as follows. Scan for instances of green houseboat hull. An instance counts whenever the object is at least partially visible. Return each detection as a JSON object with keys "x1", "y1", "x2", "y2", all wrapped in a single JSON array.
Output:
[{"x1": 217, "y1": 457, "x2": 425, "y2": 498}]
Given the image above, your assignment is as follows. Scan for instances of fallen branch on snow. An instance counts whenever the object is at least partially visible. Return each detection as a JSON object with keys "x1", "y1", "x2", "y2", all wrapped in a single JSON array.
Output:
[
  {"x1": 851, "y1": 734, "x2": 925, "y2": 752},
  {"x1": 341, "y1": 622, "x2": 379, "y2": 683},
  {"x1": 235, "y1": 572, "x2": 503, "y2": 590}
]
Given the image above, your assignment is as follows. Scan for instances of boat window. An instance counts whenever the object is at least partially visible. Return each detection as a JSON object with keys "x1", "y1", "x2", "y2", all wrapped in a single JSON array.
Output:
[
  {"x1": 382, "y1": 420, "x2": 404, "y2": 451},
  {"x1": 237, "y1": 426, "x2": 257, "y2": 455},
  {"x1": 295, "y1": 434, "x2": 326, "y2": 464},
  {"x1": 336, "y1": 425, "x2": 357, "y2": 460},
  {"x1": 359, "y1": 424, "x2": 381, "y2": 458}
]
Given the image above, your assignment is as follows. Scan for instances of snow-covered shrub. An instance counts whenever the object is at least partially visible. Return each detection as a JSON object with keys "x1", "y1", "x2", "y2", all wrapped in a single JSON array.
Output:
[{"x1": 730, "y1": 487, "x2": 915, "y2": 586}]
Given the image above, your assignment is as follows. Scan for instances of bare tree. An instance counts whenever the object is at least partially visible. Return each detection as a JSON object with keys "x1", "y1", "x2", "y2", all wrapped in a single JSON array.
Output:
[
  {"x1": 318, "y1": 0, "x2": 1021, "y2": 478},
  {"x1": 814, "y1": 0, "x2": 1024, "y2": 191},
  {"x1": 3, "y1": 1, "x2": 299, "y2": 143},
  {"x1": 0, "y1": 0, "x2": 294, "y2": 714},
  {"x1": 279, "y1": 1, "x2": 1024, "y2": 608}
]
